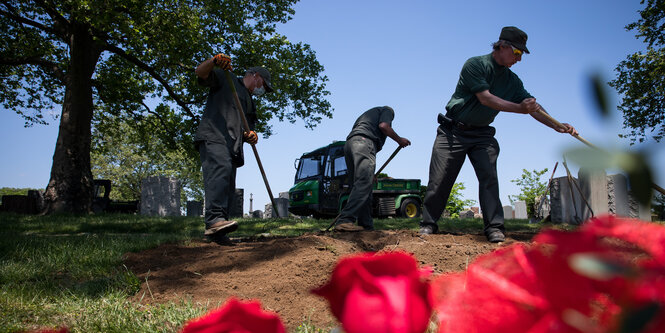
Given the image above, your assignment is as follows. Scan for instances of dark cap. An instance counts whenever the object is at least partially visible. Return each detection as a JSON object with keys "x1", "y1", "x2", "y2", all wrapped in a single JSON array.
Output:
[
  {"x1": 248, "y1": 66, "x2": 273, "y2": 92},
  {"x1": 499, "y1": 26, "x2": 530, "y2": 54}
]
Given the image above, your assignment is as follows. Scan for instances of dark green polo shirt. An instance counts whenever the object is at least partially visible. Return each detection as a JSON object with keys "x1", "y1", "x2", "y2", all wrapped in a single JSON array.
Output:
[
  {"x1": 347, "y1": 106, "x2": 394, "y2": 152},
  {"x1": 195, "y1": 69, "x2": 257, "y2": 166},
  {"x1": 445, "y1": 53, "x2": 532, "y2": 126}
]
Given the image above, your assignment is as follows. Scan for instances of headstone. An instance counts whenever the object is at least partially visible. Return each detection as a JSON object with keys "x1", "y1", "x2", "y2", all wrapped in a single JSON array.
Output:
[
  {"x1": 251, "y1": 210, "x2": 263, "y2": 218},
  {"x1": 628, "y1": 192, "x2": 652, "y2": 221},
  {"x1": 279, "y1": 191, "x2": 290, "y2": 199},
  {"x1": 1, "y1": 191, "x2": 43, "y2": 214},
  {"x1": 550, "y1": 176, "x2": 585, "y2": 224},
  {"x1": 264, "y1": 203, "x2": 273, "y2": 218},
  {"x1": 514, "y1": 201, "x2": 528, "y2": 219},
  {"x1": 607, "y1": 174, "x2": 630, "y2": 217},
  {"x1": 140, "y1": 176, "x2": 181, "y2": 216},
  {"x1": 578, "y1": 168, "x2": 609, "y2": 220},
  {"x1": 186, "y1": 200, "x2": 203, "y2": 217},
  {"x1": 229, "y1": 188, "x2": 243, "y2": 218},
  {"x1": 502, "y1": 205, "x2": 514, "y2": 219},
  {"x1": 273, "y1": 197, "x2": 289, "y2": 218},
  {"x1": 534, "y1": 195, "x2": 550, "y2": 219},
  {"x1": 459, "y1": 209, "x2": 474, "y2": 219}
]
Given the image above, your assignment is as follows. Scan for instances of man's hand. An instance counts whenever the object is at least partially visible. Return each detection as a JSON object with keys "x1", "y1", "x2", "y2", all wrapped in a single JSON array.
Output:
[
  {"x1": 397, "y1": 137, "x2": 411, "y2": 148},
  {"x1": 213, "y1": 54, "x2": 232, "y2": 71},
  {"x1": 556, "y1": 123, "x2": 579, "y2": 136},
  {"x1": 519, "y1": 98, "x2": 539, "y2": 114},
  {"x1": 243, "y1": 131, "x2": 258, "y2": 145}
]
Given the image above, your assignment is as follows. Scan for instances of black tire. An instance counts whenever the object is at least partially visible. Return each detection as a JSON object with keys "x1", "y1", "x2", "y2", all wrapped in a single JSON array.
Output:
[{"x1": 399, "y1": 198, "x2": 421, "y2": 218}]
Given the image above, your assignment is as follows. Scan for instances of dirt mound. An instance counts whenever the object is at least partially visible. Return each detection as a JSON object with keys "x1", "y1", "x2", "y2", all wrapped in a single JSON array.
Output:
[{"x1": 123, "y1": 230, "x2": 534, "y2": 330}]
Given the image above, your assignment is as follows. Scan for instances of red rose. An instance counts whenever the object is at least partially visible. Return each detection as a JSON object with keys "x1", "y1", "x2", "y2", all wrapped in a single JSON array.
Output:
[
  {"x1": 180, "y1": 297, "x2": 286, "y2": 333},
  {"x1": 312, "y1": 251, "x2": 432, "y2": 333},
  {"x1": 432, "y1": 215, "x2": 665, "y2": 333}
]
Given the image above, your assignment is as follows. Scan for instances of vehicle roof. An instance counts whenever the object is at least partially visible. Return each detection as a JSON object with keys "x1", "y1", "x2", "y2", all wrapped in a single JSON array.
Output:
[{"x1": 301, "y1": 140, "x2": 345, "y2": 158}]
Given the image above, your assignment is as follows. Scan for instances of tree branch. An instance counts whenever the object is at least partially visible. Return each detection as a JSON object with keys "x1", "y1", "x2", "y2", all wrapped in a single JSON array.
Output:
[
  {"x1": 0, "y1": 56, "x2": 66, "y2": 83},
  {"x1": 102, "y1": 43, "x2": 197, "y2": 120},
  {"x1": 0, "y1": 3, "x2": 59, "y2": 36}
]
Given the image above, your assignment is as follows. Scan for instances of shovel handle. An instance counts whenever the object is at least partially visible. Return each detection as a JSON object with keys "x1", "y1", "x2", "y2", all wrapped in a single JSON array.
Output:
[
  {"x1": 536, "y1": 108, "x2": 598, "y2": 149},
  {"x1": 223, "y1": 70, "x2": 281, "y2": 217}
]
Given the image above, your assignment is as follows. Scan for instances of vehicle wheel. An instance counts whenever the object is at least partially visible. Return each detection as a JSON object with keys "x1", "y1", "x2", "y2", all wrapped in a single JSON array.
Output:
[{"x1": 399, "y1": 198, "x2": 421, "y2": 218}]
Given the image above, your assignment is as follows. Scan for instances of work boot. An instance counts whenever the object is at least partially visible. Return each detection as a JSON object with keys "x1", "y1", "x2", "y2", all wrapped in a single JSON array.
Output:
[
  {"x1": 334, "y1": 222, "x2": 365, "y2": 232},
  {"x1": 487, "y1": 231, "x2": 505, "y2": 243},
  {"x1": 206, "y1": 233, "x2": 235, "y2": 246},
  {"x1": 204, "y1": 220, "x2": 238, "y2": 236},
  {"x1": 419, "y1": 224, "x2": 437, "y2": 235}
]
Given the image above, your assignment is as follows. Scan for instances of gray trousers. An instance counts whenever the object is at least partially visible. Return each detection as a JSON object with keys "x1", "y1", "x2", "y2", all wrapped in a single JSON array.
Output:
[
  {"x1": 338, "y1": 136, "x2": 375, "y2": 229},
  {"x1": 421, "y1": 123, "x2": 504, "y2": 236},
  {"x1": 198, "y1": 140, "x2": 237, "y2": 228}
]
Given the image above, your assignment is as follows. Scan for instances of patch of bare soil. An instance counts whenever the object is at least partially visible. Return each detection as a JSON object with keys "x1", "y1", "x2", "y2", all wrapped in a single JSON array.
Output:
[{"x1": 123, "y1": 230, "x2": 535, "y2": 331}]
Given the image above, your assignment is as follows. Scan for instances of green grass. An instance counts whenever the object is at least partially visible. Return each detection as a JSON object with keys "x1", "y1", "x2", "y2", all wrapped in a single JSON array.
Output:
[{"x1": 0, "y1": 212, "x2": 552, "y2": 332}]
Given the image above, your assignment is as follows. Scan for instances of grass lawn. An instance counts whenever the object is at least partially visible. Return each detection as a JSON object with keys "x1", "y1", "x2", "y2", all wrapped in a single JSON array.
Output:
[{"x1": 0, "y1": 212, "x2": 556, "y2": 332}]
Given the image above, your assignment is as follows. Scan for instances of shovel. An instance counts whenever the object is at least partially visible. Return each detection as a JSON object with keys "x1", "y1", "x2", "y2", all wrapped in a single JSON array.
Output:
[
  {"x1": 536, "y1": 108, "x2": 665, "y2": 196},
  {"x1": 224, "y1": 70, "x2": 281, "y2": 218}
]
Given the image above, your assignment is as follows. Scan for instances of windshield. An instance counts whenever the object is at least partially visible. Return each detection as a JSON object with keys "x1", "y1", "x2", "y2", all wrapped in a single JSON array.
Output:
[{"x1": 295, "y1": 156, "x2": 323, "y2": 182}]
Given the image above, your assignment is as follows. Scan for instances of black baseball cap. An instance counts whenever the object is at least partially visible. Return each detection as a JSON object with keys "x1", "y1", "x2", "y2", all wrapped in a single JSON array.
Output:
[
  {"x1": 499, "y1": 26, "x2": 530, "y2": 54},
  {"x1": 249, "y1": 66, "x2": 273, "y2": 92}
]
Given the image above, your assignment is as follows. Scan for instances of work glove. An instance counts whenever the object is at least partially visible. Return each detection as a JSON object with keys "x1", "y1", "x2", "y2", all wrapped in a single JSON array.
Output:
[
  {"x1": 243, "y1": 131, "x2": 258, "y2": 145},
  {"x1": 213, "y1": 53, "x2": 232, "y2": 71}
]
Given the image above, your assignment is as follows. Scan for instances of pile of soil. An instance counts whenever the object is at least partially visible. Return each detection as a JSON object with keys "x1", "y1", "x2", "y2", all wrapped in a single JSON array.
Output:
[{"x1": 124, "y1": 230, "x2": 535, "y2": 330}]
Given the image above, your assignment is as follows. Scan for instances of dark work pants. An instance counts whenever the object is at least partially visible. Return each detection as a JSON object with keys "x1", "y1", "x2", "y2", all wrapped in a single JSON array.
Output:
[
  {"x1": 338, "y1": 136, "x2": 375, "y2": 229},
  {"x1": 421, "y1": 124, "x2": 504, "y2": 236},
  {"x1": 198, "y1": 140, "x2": 237, "y2": 228}
]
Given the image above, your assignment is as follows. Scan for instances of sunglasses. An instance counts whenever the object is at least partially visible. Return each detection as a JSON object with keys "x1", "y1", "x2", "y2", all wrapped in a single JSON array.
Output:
[{"x1": 510, "y1": 45, "x2": 523, "y2": 56}]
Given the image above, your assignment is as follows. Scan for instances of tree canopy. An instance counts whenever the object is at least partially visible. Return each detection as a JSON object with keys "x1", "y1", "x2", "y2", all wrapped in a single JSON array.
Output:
[
  {"x1": 609, "y1": 0, "x2": 665, "y2": 144},
  {"x1": 0, "y1": 0, "x2": 332, "y2": 213}
]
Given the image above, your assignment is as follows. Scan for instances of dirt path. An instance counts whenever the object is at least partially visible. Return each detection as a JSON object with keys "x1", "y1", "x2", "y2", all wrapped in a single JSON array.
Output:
[{"x1": 124, "y1": 230, "x2": 535, "y2": 330}]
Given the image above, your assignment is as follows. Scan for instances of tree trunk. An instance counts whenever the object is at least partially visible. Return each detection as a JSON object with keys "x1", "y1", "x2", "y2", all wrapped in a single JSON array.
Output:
[{"x1": 43, "y1": 24, "x2": 101, "y2": 214}]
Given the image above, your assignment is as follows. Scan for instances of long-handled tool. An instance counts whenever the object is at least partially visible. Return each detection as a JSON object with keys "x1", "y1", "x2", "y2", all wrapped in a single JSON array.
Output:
[
  {"x1": 536, "y1": 108, "x2": 665, "y2": 196},
  {"x1": 375, "y1": 146, "x2": 402, "y2": 177},
  {"x1": 224, "y1": 70, "x2": 281, "y2": 218},
  {"x1": 325, "y1": 145, "x2": 405, "y2": 232}
]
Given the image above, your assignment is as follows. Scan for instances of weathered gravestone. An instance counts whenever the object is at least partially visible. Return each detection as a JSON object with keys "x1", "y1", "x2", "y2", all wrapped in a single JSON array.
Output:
[
  {"x1": 550, "y1": 176, "x2": 585, "y2": 224},
  {"x1": 502, "y1": 205, "x2": 514, "y2": 219},
  {"x1": 514, "y1": 201, "x2": 528, "y2": 219},
  {"x1": 578, "y1": 168, "x2": 609, "y2": 221},
  {"x1": 140, "y1": 176, "x2": 180, "y2": 216},
  {"x1": 459, "y1": 209, "x2": 474, "y2": 219},
  {"x1": 186, "y1": 200, "x2": 203, "y2": 217}
]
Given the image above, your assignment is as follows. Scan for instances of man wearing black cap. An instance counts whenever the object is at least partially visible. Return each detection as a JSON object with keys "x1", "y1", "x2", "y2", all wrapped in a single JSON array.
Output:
[
  {"x1": 419, "y1": 26, "x2": 578, "y2": 242},
  {"x1": 194, "y1": 54, "x2": 273, "y2": 244}
]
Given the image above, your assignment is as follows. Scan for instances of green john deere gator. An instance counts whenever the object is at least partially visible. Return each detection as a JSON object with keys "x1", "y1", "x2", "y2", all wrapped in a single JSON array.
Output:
[{"x1": 288, "y1": 141, "x2": 422, "y2": 218}]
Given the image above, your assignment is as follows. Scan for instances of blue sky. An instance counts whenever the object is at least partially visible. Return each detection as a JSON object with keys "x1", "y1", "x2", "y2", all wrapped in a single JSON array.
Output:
[{"x1": 1, "y1": 0, "x2": 663, "y2": 215}]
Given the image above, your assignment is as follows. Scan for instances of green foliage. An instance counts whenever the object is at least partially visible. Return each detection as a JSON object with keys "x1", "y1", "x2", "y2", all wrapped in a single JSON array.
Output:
[
  {"x1": 91, "y1": 107, "x2": 203, "y2": 203},
  {"x1": 509, "y1": 168, "x2": 549, "y2": 218},
  {"x1": 1, "y1": 0, "x2": 333, "y2": 212},
  {"x1": 419, "y1": 183, "x2": 476, "y2": 218},
  {"x1": 608, "y1": 0, "x2": 665, "y2": 143}
]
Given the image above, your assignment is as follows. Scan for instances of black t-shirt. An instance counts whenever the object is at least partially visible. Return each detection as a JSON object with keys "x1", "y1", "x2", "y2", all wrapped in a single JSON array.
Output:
[{"x1": 347, "y1": 106, "x2": 394, "y2": 152}]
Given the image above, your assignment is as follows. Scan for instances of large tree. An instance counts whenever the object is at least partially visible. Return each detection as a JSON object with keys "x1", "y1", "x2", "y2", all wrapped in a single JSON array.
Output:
[
  {"x1": 609, "y1": 0, "x2": 665, "y2": 144},
  {"x1": 0, "y1": 0, "x2": 332, "y2": 213}
]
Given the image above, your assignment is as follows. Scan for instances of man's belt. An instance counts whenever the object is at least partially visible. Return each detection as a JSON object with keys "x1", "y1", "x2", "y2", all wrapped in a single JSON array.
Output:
[{"x1": 437, "y1": 113, "x2": 482, "y2": 131}]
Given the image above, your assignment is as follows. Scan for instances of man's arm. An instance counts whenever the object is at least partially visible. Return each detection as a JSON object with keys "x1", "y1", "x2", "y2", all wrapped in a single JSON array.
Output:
[
  {"x1": 530, "y1": 105, "x2": 578, "y2": 135},
  {"x1": 475, "y1": 90, "x2": 538, "y2": 114},
  {"x1": 378, "y1": 122, "x2": 411, "y2": 148},
  {"x1": 195, "y1": 57, "x2": 216, "y2": 80}
]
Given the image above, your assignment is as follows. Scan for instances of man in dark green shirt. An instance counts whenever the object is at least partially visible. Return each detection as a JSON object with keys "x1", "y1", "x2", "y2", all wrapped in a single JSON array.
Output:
[
  {"x1": 195, "y1": 54, "x2": 273, "y2": 244},
  {"x1": 334, "y1": 106, "x2": 411, "y2": 231},
  {"x1": 419, "y1": 26, "x2": 578, "y2": 242}
]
